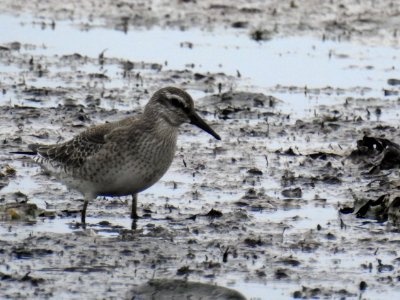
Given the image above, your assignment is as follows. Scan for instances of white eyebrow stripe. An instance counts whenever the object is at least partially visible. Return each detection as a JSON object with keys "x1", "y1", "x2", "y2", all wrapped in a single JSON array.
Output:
[
  {"x1": 164, "y1": 91, "x2": 185, "y2": 103},
  {"x1": 164, "y1": 91, "x2": 190, "y2": 110}
]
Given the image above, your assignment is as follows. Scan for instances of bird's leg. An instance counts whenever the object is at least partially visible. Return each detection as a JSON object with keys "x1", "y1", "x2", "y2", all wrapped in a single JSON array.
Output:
[
  {"x1": 131, "y1": 219, "x2": 137, "y2": 230},
  {"x1": 131, "y1": 193, "x2": 139, "y2": 219},
  {"x1": 81, "y1": 194, "x2": 91, "y2": 226},
  {"x1": 131, "y1": 194, "x2": 139, "y2": 230}
]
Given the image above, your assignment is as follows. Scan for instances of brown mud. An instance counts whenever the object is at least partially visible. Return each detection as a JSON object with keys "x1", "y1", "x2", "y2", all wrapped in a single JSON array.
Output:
[{"x1": 1, "y1": 0, "x2": 400, "y2": 299}]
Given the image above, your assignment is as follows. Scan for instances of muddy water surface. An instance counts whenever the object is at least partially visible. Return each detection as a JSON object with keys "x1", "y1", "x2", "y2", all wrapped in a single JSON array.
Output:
[{"x1": 1, "y1": 2, "x2": 400, "y2": 299}]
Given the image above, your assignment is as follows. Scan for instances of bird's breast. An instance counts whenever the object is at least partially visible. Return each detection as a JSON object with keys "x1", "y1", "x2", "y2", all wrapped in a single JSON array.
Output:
[{"x1": 96, "y1": 134, "x2": 177, "y2": 196}]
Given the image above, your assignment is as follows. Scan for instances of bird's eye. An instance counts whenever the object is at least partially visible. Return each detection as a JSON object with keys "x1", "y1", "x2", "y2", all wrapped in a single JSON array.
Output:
[{"x1": 171, "y1": 97, "x2": 184, "y2": 109}]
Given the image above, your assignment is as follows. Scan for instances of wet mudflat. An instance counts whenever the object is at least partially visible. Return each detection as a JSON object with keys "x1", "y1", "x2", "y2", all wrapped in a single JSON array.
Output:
[{"x1": 1, "y1": 1, "x2": 400, "y2": 299}]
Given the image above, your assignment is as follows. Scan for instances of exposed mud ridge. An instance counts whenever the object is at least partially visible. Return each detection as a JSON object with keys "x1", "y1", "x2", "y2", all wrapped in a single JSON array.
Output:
[{"x1": 1, "y1": 1, "x2": 400, "y2": 299}]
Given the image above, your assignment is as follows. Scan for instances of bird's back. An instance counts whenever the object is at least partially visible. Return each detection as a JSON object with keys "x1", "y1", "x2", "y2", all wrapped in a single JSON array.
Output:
[{"x1": 32, "y1": 116, "x2": 137, "y2": 171}]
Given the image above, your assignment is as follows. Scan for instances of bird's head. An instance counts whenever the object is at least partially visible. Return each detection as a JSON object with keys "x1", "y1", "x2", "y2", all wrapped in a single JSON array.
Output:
[{"x1": 145, "y1": 87, "x2": 221, "y2": 140}]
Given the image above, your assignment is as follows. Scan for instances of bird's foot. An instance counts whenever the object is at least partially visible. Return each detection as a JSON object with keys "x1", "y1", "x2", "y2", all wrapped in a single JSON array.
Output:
[
  {"x1": 130, "y1": 212, "x2": 140, "y2": 220},
  {"x1": 76, "y1": 221, "x2": 87, "y2": 229},
  {"x1": 131, "y1": 218, "x2": 138, "y2": 230}
]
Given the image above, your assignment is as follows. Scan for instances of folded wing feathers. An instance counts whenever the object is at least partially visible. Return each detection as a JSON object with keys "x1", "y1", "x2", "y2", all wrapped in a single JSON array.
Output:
[{"x1": 31, "y1": 117, "x2": 137, "y2": 172}]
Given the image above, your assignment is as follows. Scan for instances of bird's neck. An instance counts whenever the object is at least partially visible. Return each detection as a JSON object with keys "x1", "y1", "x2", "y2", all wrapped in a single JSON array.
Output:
[
  {"x1": 139, "y1": 111, "x2": 179, "y2": 143},
  {"x1": 154, "y1": 117, "x2": 179, "y2": 141}
]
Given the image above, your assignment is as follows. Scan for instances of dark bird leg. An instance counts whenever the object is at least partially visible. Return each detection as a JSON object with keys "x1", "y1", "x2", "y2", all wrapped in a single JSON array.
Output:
[
  {"x1": 131, "y1": 193, "x2": 139, "y2": 219},
  {"x1": 131, "y1": 194, "x2": 139, "y2": 230},
  {"x1": 81, "y1": 194, "x2": 91, "y2": 227}
]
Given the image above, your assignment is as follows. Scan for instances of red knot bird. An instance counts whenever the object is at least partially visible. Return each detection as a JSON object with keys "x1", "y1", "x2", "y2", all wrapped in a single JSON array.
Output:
[{"x1": 18, "y1": 87, "x2": 220, "y2": 228}]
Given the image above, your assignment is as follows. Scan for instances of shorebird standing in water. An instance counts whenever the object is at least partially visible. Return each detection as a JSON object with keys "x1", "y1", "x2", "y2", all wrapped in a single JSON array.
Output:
[{"x1": 21, "y1": 87, "x2": 221, "y2": 227}]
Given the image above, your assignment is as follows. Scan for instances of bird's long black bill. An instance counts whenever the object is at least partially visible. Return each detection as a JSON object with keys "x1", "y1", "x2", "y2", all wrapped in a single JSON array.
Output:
[
  {"x1": 9, "y1": 151, "x2": 37, "y2": 155},
  {"x1": 190, "y1": 112, "x2": 221, "y2": 140}
]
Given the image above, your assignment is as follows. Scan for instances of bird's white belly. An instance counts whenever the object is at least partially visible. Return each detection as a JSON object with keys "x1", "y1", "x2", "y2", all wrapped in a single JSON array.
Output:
[
  {"x1": 108, "y1": 168, "x2": 157, "y2": 195},
  {"x1": 63, "y1": 168, "x2": 165, "y2": 197},
  {"x1": 95, "y1": 156, "x2": 172, "y2": 196}
]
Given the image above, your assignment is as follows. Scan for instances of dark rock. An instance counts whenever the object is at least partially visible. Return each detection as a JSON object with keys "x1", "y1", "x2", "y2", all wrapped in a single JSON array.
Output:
[
  {"x1": 359, "y1": 281, "x2": 368, "y2": 291},
  {"x1": 231, "y1": 21, "x2": 248, "y2": 28},
  {"x1": 205, "y1": 208, "x2": 223, "y2": 218},
  {"x1": 250, "y1": 29, "x2": 272, "y2": 41},
  {"x1": 244, "y1": 237, "x2": 263, "y2": 247},
  {"x1": 275, "y1": 269, "x2": 289, "y2": 279},
  {"x1": 176, "y1": 266, "x2": 192, "y2": 276},
  {"x1": 247, "y1": 168, "x2": 263, "y2": 176},
  {"x1": 387, "y1": 78, "x2": 400, "y2": 86},
  {"x1": 282, "y1": 187, "x2": 302, "y2": 198}
]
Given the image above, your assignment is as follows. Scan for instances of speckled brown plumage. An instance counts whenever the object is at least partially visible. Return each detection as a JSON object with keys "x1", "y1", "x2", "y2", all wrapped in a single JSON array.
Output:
[{"x1": 30, "y1": 117, "x2": 136, "y2": 171}]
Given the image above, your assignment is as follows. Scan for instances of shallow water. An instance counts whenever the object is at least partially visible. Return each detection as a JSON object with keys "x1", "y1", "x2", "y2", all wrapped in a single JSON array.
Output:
[{"x1": 1, "y1": 14, "x2": 399, "y2": 120}]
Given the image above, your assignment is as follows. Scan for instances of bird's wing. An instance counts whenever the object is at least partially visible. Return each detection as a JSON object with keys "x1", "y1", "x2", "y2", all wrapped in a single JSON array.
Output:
[{"x1": 32, "y1": 117, "x2": 136, "y2": 169}]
